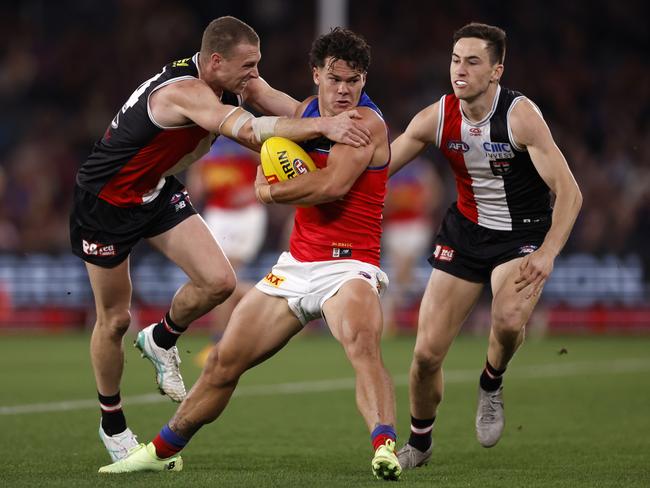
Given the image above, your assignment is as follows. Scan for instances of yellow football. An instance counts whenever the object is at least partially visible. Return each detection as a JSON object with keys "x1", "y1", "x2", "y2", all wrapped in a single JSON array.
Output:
[{"x1": 260, "y1": 137, "x2": 316, "y2": 184}]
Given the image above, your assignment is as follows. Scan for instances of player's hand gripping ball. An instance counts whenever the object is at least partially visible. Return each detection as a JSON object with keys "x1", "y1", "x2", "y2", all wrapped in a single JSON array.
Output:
[{"x1": 260, "y1": 137, "x2": 316, "y2": 184}]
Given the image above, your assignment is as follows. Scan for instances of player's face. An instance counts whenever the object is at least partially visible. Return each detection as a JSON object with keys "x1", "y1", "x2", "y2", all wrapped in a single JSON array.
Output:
[
  {"x1": 214, "y1": 42, "x2": 261, "y2": 94},
  {"x1": 313, "y1": 57, "x2": 366, "y2": 116},
  {"x1": 450, "y1": 37, "x2": 503, "y2": 101}
]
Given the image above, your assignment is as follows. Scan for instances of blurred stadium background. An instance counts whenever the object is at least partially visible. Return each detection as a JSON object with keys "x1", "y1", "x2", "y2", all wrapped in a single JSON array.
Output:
[
  {"x1": 1, "y1": 2, "x2": 649, "y2": 486},
  {"x1": 0, "y1": 0, "x2": 647, "y2": 334}
]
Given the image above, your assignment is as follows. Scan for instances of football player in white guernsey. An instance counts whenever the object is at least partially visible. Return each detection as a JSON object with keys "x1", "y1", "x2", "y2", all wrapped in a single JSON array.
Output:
[
  {"x1": 75, "y1": 16, "x2": 373, "y2": 464},
  {"x1": 389, "y1": 23, "x2": 582, "y2": 468}
]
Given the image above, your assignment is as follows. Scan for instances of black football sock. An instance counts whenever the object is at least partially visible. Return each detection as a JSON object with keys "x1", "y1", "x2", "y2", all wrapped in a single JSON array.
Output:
[
  {"x1": 480, "y1": 359, "x2": 506, "y2": 391},
  {"x1": 408, "y1": 415, "x2": 435, "y2": 452},
  {"x1": 99, "y1": 391, "x2": 127, "y2": 436},
  {"x1": 152, "y1": 311, "x2": 185, "y2": 349}
]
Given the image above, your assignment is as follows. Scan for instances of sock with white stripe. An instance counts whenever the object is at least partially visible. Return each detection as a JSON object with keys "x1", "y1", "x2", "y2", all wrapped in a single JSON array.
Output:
[
  {"x1": 152, "y1": 311, "x2": 186, "y2": 350},
  {"x1": 99, "y1": 391, "x2": 127, "y2": 436},
  {"x1": 480, "y1": 359, "x2": 506, "y2": 392},
  {"x1": 408, "y1": 415, "x2": 435, "y2": 452}
]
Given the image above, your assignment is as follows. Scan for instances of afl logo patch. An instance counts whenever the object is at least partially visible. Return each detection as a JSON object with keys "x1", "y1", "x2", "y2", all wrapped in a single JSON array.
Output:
[
  {"x1": 518, "y1": 245, "x2": 538, "y2": 255},
  {"x1": 293, "y1": 159, "x2": 309, "y2": 175},
  {"x1": 447, "y1": 140, "x2": 470, "y2": 153}
]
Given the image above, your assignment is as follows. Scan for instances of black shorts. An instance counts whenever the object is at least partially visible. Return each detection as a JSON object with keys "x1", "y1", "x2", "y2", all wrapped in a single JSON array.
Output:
[
  {"x1": 427, "y1": 204, "x2": 550, "y2": 283},
  {"x1": 70, "y1": 176, "x2": 197, "y2": 268}
]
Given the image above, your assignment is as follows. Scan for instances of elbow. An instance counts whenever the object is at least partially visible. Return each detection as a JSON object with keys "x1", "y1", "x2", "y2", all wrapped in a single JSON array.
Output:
[
  {"x1": 573, "y1": 185, "x2": 583, "y2": 213},
  {"x1": 320, "y1": 181, "x2": 349, "y2": 201}
]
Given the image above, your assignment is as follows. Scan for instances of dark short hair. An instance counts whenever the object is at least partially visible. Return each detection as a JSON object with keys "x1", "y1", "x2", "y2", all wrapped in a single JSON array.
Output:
[
  {"x1": 309, "y1": 27, "x2": 371, "y2": 73},
  {"x1": 453, "y1": 22, "x2": 506, "y2": 65},
  {"x1": 201, "y1": 16, "x2": 259, "y2": 59}
]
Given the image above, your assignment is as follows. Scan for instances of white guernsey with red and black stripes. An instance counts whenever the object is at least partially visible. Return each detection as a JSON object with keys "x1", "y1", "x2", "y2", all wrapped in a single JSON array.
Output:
[
  {"x1": 76, "y1": 53, "x2": 241, "y2": 207},
  {"x1": 436, "y1": 86, "x2": 551, "y2": 231}
]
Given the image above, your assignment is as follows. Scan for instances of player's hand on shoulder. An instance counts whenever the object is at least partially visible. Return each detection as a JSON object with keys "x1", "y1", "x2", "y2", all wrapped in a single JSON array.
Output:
[{"x1": 319, "y1": 109, "x2": 371, "y2": 147}]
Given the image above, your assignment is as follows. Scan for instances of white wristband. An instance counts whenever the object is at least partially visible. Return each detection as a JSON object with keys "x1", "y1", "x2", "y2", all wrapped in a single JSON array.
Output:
[
  {"x1": 218, "y1": 107, "x2": 254, "y2": 139},
  {"x1": 251, "y1": 116, "x2": 279, "y2": 143}
]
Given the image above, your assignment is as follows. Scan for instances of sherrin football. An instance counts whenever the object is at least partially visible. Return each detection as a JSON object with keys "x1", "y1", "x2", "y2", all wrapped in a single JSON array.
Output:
[{"x1": 260, "y1": 137, "x2": 316, "y2": 184}]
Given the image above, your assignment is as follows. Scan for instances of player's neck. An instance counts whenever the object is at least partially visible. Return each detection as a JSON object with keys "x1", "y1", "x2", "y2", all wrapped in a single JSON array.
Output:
[{"x1": 460, "y1": 83, "x2": 498, "y2": 123}]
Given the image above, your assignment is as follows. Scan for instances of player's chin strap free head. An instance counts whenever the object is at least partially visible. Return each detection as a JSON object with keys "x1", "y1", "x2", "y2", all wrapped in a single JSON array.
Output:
[{"x1": 218, "y1": 107, "x2": 279, "y2": 144}]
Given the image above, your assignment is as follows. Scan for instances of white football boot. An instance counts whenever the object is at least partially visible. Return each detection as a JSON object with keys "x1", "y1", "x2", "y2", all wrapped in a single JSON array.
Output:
[{"x1": 134, "y1": 323, "x2": 187, "y2": 402}]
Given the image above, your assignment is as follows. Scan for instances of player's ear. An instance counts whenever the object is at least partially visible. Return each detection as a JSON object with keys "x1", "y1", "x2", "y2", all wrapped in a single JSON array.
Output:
[
  {"x1": 312, "y1": 67, "x2": 320, "y2": 86},
  {"x1": 492, "y1": 63, "x2": 504, "y2": 84},
  {"x1": 211, "y1": 52, "x2": 224, "y2": 67}
]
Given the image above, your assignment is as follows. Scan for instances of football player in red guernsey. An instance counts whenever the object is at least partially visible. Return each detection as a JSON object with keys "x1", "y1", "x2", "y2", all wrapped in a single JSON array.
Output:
[
  {"x1": 389, "y1": 23, "x2": 582, "y2": 468},
  {"x1": 71, "y1": 16, "x2": 371, "y2": 464},
  {"x1": 99, "y1": 27, "x2": 401, "y2": 481}
]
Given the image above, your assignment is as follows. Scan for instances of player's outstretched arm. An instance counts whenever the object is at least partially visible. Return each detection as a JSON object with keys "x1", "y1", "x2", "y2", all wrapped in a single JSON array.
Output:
[
  {"x1": 150, "y1": 78, "x2": 370, "y2": 149},
  {"x1": 256, "y1": 108, "x2": 386, "y2": 206},
  {"x1": 389, "y1": 102, "x2": 439, "y2": 177},
  {"x1": 510, "y1": 98, "x2": 583, "y2": 297},
  {"x1": 242, "y1": 77, "x2": 300, "y2": 117}
]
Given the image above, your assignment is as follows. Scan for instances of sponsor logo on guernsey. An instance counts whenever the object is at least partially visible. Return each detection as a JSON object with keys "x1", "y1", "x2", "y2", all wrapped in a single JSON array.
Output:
[
  {"x1": 518, "y1": 245, "x2": 539, "y2": 255},
  {"x1": 469, "y1": 127, "x2": 482, "y2": 136},
  {"x1": 264, "y1": 271, "x2": 285, "y2": 287},
  {"x1": 447, "y1": 140, "x2": 470, "y2": 153},
  {"x1": 433, "y1": 244, "x2": 455, "y2": 262},
  {"x1": 82, "y1": 240, "x2": 116, "y2": 257},
  {"x1": 483, "y1": 141, "x2": 515, "y2": 160},
  {"x1": 358, "y1": 271, "x2": 372, "y2": 280}
]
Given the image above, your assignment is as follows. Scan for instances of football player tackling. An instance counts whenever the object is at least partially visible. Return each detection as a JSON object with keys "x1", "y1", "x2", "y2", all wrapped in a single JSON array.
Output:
[{"x1": 99, "y1": 27, "x2": 401, "y2": 481}]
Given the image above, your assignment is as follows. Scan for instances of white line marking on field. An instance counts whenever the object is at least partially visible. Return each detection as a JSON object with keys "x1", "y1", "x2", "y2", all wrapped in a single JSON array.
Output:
[{"x1": 1, "y1": 358, "x2": 649, "y2": 415}]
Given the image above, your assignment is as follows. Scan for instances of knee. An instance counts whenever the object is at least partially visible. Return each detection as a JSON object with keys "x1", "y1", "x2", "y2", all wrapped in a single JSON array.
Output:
[
  {"x1": 412, "y1": 344, "x2": 445, "y2": 375},
  {"x1": 341, "y1": 328, "x2": 382, "y2": 364},
  {"x1": 491, "y1": 304, "x2": 527, "y2": 337},
  {"x1": 96, "y1": 310, "x2": 131, "y2": 337},
  {"x1": 202, "y1": 269, "x2": 237, "y2": 304},
  {"x1": 201, "y1": 345, "x2": 243, "y2": 388}
]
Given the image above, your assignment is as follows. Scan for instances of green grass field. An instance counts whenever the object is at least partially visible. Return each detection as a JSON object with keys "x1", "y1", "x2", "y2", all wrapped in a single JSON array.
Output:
[{"x1": 1, "y1": 332, "x2": 649, "y2": 487}]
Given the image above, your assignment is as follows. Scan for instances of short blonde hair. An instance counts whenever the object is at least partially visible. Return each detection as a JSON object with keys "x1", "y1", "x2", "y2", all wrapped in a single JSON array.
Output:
[{"x1": 201, "y1": 16, "x2": 259, "y2": 59}]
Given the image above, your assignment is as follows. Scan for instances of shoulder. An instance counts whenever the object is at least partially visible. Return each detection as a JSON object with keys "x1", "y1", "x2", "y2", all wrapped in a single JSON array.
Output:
[
  {"x1": 296, "y1": 96, "x2": 318, "y2": 117},
  {"x1": 356, "y1": 106, "x2": 387, "y2": 135},
  {"x1": 509, "y1": 97, "x2": 548, "y2": 146},
  {"x1": 156, "y1": 78, "x2": 219, "y2": 105}
]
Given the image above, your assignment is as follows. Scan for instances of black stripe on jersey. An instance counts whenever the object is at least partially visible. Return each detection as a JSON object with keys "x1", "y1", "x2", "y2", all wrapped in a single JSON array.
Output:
[{"x1": 489, "y1": 88, "x2": 552, "y2": 230}]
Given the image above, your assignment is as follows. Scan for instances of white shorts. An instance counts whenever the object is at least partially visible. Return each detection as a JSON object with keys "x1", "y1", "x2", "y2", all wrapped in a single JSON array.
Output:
[
  {"x1": 255, "y1": 252, "x2": 389, "y2": 325},
  {"x1": 204, "y1": 205, "x2": 267, "y2": 263}
]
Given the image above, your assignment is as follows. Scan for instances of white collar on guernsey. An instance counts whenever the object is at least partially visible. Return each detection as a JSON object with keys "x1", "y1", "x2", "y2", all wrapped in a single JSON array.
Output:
[
  {"x1": 460, "y1": 84, "x2": 501, "y2": 127},
  {"x1": 192, "y1": 52, "x2": 201, "y2": 77}
]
